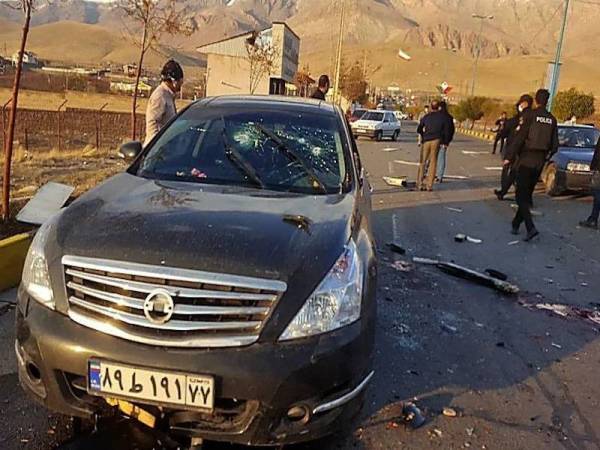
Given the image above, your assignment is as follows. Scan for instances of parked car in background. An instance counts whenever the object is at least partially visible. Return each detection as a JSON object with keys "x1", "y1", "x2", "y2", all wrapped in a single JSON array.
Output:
[
  {"x1": 351, "y1": 110, "x2": 401, "y2": 141},
  {"x1": 348, "y1": 108, "x2": 367, "y2": 123},
  {"x1": 543, "y1": 124, "x2": 600, "y2": 196},
  {"x1": 393, "y1": 111, "x2": 408, "y2": 121},
  {"x1": 15, "y1": 96, "x2": 377, "y2": 447}
]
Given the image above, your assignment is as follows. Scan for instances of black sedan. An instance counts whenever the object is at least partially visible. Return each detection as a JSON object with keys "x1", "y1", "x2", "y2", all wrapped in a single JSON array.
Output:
[{"x1": 15, "y1": 96, "x2": 377, "y2": 447}]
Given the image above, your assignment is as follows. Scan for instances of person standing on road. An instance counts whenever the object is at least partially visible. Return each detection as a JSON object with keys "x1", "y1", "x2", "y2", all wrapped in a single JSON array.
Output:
[
  {"x1": 492, "y1": 112, "x2": 508, "y2": 155},
  {"x1": 579, "y1": 137, "x2": 600, "y2": 229},
  {"x1": 311, "y1": 75, "x2": 330, "y2": 100},
  {"x1": 505, "y1": 89, "x2": 558, "y2": 241},
  {"x1": 416, "y1": 100, "x2": 449, "y2": 191},
  {"x1": 435, "y1": 100, "x2": 455, "y2": 183},
  {"x1": 144, "y1": 60, "x2": 184, "y2": 146},
  {"x1": 495, "y1": 95, "x2": 533, "y2": 200}
]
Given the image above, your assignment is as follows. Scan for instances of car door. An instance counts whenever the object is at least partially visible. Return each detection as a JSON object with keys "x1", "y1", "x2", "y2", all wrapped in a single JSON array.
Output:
[{"x1": 382, "y1": 113, "x2": 392, "y2": 136}]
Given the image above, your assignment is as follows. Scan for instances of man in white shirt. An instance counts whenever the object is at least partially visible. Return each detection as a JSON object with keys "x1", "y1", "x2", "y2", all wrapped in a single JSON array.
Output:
[{"x1": 144, "y1": 60, "x2": 184, "y2": 146}]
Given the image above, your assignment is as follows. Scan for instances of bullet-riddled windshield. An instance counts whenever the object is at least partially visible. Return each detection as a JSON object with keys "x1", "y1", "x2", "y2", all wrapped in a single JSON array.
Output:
[{"x1": 137, "y1": 108, "x2": 350, "y2": 194}]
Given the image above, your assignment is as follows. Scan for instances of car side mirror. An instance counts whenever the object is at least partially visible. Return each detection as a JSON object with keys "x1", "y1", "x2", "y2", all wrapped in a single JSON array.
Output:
[{"x1": 119, "y1": 141, "x2": 143, "y2": 161}]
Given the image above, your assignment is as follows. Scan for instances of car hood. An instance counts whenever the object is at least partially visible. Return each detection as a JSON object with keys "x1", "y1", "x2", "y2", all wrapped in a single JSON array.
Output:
[{"x1": 54, "y1": 173, "x2": 354, "y2": 284}]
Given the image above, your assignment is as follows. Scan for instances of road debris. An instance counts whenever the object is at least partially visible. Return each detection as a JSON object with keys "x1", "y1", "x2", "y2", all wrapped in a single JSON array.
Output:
[
  {"x1": 462, "y1": 150, "x2": 489, "y2": 155},
  {"x1": 413, "y1": 257, "x2": 520, "y2": 295},
  {"x1": 443, "y1": 407, "x2": 458, "y2": 417},
  {"x1": 402, "y1": 402, "x2": 427, "y2": 429},
  {"x1": 383, "y1": 176, "x2": 408, "y2": 187},
  {"x1": 431, "y1": 428, "x2": 443, "y2": 437},
  {"x1": 551, "y1": 342, "x2": 562, "y2": 349},
  {"x1": 446, "y1": 207, "x2": 464, "y2": 213},
  {"x1": 484, "y1": 166, "x2": 503, "y2": 171},
  {"x1": 519, "y1": 299, "x2": 600, "y2": 326},
  {"x1": 466, "y1": 427, "x2": 475, "y2": 437},
  {"x1": 508, "y1": 240, "x2": 520, "y2": 246},
  {"x1": 16, "y1": 182, "x2": 74, "y2": 225},
  {"x1": 441, "y1": 323, "x2": 458, "y2": 334},
  {"x1": 444, "y1": 175, "x2": 470, "y2": 180},
  {"x1": 454, "y1": 234, "x2": 482, "y2": 244},
  {"x1": 387, "y1": 241, "x2": 407, "y2": 254},
  {"x1": 485, "y1": 269, "x2": 508, "y2": 281},
  {"x1": 391, "y1": 260, "x2": 413, "y2": 272}
]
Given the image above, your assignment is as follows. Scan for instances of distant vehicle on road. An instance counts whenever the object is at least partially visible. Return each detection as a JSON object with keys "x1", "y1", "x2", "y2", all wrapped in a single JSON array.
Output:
[
  {"x1": 351, "y1": 109, "x2": 401, "y2": 141},
  {"x1": 542, "y1": 124, "x2": 600, "y2": 196},
  {"x1": 393, "y1": 111, "x2": 408, "y2": 121},
  {"x1": 348, "y1": 108, "x2": 367, "y2": 123}
]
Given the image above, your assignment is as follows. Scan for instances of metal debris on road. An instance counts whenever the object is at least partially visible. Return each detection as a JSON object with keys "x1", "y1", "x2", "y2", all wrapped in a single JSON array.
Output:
[
  {"x1": 383, "y1": 176, "x2": 408, "y2": 187},
  {"x1": 444, "y1": 175, "x2": 470, "y2": 180},
  {"x1": 485, "y1": 269, "x2": 508, "y2": 281},
  {"x1": 443, "y1": 407, "x2": 458, "y2": 417},
  {"x1": 454, "y1": 234, "x2": 482, "y2": 244},
  {"x1": 551, "y1": 342, "x2": 562, "y2": 349},
  {"x1": 391, "y1": 260, "x2": 413, "y2": 272},
  {"x1": 519, "y1": 299, "x2": 600, "y2": 326},
  {"x1": 441, "y1": 323, "x2": 458, "y2": 333},
  {"x1": 402, "y1": 402, "x2": 427, "y2": 429},
  {"x1": 484, "y1": 167, "x2": 503, "y2": 171},
  {"x1": 387, "y1": 241, "x2": 407, "y2": 254},
  {"x1": 413, "y1": 257, "x2": 520, "y2": 295},
  {"x1": 508, "y1": 240, "x2": 520, "y2": 246},
  {"x1": 16, "y1": 182, "x2": 74, "y2": 225},
  {"x1": 446, "y1": 207, "x2": 464, "y2": 213}
]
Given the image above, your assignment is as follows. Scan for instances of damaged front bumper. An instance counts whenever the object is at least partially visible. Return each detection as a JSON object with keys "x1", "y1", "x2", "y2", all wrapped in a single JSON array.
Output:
[{"x1": 15, "y1": 290, "x2": 375, "y2": 446}]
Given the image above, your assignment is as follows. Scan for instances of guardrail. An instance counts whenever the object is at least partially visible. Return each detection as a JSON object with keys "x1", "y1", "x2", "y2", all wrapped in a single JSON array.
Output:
[{"x1": 458, "y1": 128, "x2": 495, "y2": 142}]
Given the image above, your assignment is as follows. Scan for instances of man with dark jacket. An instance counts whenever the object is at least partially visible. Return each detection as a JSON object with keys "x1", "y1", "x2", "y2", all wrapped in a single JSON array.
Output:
[
  {"x1": 311, "y1": 75, "x2": 330, "y2": 100},
  {"x1": 494, "y1": 95, "x2": 533, "y2": 200},
  {"x1": 579, "y1": 137, "x2": 600, "y2": 229},
  {"x1": 505, "y1": 89, "x2": 558, "y2": 241},
  {"x1": 435, "y1": 100, "x2": 455, "y2": 183},
  {"x1": 416, "y1": 100, "x2": 449, "y2": 191},
  {"x1": 492, "y1": 112, "x2": 508, "y2": 154}
]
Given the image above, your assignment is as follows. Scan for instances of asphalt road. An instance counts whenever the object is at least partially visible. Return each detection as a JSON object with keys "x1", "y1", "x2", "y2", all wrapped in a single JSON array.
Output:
[{"x1": 1, "y1": 123, "x2": 600, "y2": 450}]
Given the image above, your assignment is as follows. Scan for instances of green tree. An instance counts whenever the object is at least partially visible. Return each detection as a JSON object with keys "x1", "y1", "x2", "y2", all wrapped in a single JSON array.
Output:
[
  {"x1": 452, "y1": 96, "x2": 494, "y2": 129},
  {"x1": 552, "y1": 88, "x2": 595, "y2": 121}
]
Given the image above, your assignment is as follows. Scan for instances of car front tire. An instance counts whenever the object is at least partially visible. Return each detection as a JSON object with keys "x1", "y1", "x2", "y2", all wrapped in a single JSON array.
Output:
[
  {"x1": 392, "y1": 130, "x2": 399, "y2": 141},
  {"x1": 374, "y1": 131, "x2": 382, "y2": 142}
]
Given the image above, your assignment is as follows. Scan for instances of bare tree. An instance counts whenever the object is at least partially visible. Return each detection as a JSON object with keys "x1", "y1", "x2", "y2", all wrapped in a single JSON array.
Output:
[
  {"x1": 117, "y1": 0, "x2": 196, "y2": 140},
  {"x1": 245, "y1": 31, "x2": 277, "y2": 95},
  {"x1": 2, "y1": 0, "x2": 35, "y2": 221}
]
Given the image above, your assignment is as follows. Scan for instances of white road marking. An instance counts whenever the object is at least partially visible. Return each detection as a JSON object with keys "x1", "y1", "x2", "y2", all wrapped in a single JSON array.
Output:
[
  {"x1": 444, "y1": 175, "x2": 469, "y2": 180},
  {"x1": 462, "y1": 150, "x2": 489, "y2": 155},
  {"x1": 394, "y1": 160, "x2": 420, "y2": 167},
  {"x1": 484, "y1": 167, "x2": 503, "y2": 171},
  {"x1": 383, "y1": 147, "x2": 400, "y2": 152}
]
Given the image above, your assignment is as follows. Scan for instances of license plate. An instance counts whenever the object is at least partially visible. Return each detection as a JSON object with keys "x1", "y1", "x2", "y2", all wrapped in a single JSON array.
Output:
[{"x1": 88, "y1": 359, "x2": 214, "y2": 410}]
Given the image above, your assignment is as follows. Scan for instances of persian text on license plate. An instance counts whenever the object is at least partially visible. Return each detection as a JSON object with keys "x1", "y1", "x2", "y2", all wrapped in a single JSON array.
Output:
[{"x1": 88, "y1": 359, "x2": 214, "y2": 410}]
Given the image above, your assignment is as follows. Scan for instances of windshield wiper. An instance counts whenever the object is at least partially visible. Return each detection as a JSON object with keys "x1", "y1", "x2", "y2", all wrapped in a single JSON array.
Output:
[
  {"x1": 251, "y1": 123, "x2": 328, "y2": 194},
  {"x1": 221, "y1": 128, "x2": 265, "y2": 189}
]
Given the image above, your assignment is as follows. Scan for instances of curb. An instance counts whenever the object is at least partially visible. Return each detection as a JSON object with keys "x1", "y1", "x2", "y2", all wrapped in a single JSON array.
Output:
[
  {"x1": 0, "y1": 232, "x2": 33, "y2": 291},
  {"x1": 458, "y1": 128, "x2": 495, "y2": 142}
]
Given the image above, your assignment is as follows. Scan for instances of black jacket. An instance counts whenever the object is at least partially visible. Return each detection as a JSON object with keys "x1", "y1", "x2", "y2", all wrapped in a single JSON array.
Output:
[
  {"x1": 417, "y1": 111, "x2": 449, "y2": 144},
  {"x1": 442, "y1": 112, "x2": 455, "y2": 146},
  {"x1": 505, "y1": 107, "x2": 558, "y2": 168},
  {"x1": 592, "y1": 138, "x2": 600, "y2": 172},
  {"x1": 311, "y1": 89, "x2": 326, "y2": 100}
]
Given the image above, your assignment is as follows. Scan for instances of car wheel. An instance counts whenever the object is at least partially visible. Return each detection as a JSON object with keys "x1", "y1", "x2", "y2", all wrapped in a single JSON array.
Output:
[
  {"x1": 392, "y1": 130, "x2": 399, "y2": 141},
  {"x1": 375, "y1": 131, "x2": 382, "y2": 142},
  {"x1": 544, "y1": 164, "x2": 563, "y2": 196},
  {"x1": 353, "y1": 135, "x2": 358, "y2": 140}
]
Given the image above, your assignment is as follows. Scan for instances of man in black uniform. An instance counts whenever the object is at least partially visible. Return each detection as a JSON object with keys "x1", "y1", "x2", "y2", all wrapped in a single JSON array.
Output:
[
  {"x1": 492, "y1": 111, "x2": 507, "y2": 154},
  {"x1": 495, "y1": 94, "x2": 533, "y2": 200},
  {"x1": 505, "y1": 89, "x2": 558, "y2": 241},
  {"x1": 311, "y1": 75, "x2": 330, "y2": 100}
]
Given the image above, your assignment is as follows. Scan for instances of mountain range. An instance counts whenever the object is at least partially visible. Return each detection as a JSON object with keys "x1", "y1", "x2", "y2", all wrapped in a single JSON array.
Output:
[{"x1": 0, "y1": 0, "x2": 599, "y2": 97}]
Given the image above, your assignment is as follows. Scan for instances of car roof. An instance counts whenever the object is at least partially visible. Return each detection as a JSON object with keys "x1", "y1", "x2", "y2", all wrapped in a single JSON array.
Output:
[
  {"x1": 558, "y1": 123, "x2": 596, "y2": 129},
  {"x1": 191, "y1": 95, "x2": 339, "y2": 116}
]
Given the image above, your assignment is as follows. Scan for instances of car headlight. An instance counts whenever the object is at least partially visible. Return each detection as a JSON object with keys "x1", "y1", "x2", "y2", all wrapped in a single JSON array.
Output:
[
  {"x1": 21, "y1": 215, "x2": 57, "y2": 309},
  {"x1": 280, "y1": 240, "x2": 363, "y2": 341},
  {"x1": 567, "y1": 161, "x2": 590, "y2": 172}
]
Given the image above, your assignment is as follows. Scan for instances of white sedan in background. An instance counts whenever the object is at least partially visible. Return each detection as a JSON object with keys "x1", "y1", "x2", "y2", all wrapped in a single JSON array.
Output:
[{"x1": 351, "y1": 110, "x2": 401, "y2": 141}]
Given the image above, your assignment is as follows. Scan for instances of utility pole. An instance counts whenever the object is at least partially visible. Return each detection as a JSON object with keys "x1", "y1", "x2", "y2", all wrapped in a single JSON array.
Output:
[
  {"x1": 548, "y1": 0, "x2": 570, "y2": 111},
  {"x1": 470, "y1": 13, "x2": 494, "y2": 97},
  {"x1": 332, "y1": 0, "x2": 346, "y2": 105}
]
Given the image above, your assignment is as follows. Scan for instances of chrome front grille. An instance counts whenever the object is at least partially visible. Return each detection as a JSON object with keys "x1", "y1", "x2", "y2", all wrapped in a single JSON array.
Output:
[{"x1": 62, "y1": 255, "x2": 287, "y2": 348}]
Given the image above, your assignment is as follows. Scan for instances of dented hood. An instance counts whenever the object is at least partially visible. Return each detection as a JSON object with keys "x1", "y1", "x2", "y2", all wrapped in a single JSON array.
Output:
[{"x1": 55, "y1": 173, "x2": 354, "y2": 283}]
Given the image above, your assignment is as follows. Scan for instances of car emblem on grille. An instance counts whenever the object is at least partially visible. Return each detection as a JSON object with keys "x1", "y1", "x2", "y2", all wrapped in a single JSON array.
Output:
[{"x1": 143, "y1": 289, "x2": 175, "y2": 325}]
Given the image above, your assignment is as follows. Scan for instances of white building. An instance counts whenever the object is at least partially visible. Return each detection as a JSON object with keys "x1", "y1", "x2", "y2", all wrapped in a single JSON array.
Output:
[
  {"x1": 12, "y1": 51, "x2": 40, "y2": 68},
  {"x1": 197, "y1": 22, "x2": 300, "y2": 97}
]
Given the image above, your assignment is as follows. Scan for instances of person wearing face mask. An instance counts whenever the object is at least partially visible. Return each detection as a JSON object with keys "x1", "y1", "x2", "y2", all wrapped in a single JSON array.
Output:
[
  {"x1": 494, "y1": 94, "x2": 533, "y2": 200},
  {"x1": 505, "y1": 89, "x2": 558, "y2": 242},
  {"x1": 144, "y1": 59, "x2": 184, "y2": 146}
]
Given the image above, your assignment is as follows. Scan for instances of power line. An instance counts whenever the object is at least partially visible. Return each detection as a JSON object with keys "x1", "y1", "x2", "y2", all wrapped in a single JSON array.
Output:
[{"x1": 531, "y1": 1, "x2": 566, "y2": 41}]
